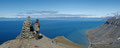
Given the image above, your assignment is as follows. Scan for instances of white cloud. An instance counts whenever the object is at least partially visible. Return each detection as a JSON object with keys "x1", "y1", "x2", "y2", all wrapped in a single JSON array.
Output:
[
  {"x1": 0, "y1": 16, "x2": 26, "y2": 18},
  {"x1": 0, "y1": 10, "x2": 108, "y2": 18},
  {"x1": 0, "y1": 15, "x2": 106, "y2": 18}
]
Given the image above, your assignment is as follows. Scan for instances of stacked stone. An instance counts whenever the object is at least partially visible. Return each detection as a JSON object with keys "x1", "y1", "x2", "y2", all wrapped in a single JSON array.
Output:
[
  {"x1": 22, "y1": 20, "x2": 33, "y2": 33},
  {"x1": 16, "y1": 16, "x2": 42, "y2": 40},
  {"x1": 18, "y1": 16, "x2": 35, "y2": 39},
  {"x1": 20, "y1": 20, "x2": 34, "y2": 39}
]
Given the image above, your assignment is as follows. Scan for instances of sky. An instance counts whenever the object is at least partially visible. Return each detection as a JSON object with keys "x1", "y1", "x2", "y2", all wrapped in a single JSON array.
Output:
[{"x1": 0, "y1": 0, "x2": 120, "y2": 18}]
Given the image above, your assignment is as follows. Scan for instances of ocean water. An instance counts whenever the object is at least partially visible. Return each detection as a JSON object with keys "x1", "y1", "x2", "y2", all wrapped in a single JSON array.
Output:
[{"x1": 0, "y1": 20, "x2": 105, "y2": 46}]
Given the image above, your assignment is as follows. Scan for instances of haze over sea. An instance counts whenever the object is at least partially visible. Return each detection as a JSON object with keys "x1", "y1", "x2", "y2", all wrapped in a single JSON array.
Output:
[{"x1": 0, "y1": 19, "x2": 105, "y2": 46}]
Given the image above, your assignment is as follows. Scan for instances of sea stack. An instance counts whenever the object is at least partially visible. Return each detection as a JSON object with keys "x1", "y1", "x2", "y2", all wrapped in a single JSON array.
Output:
[
  {"x1": 0, "y1": 16, "x2": 87, "y2": 48},
  {"x1": 86, "y1": 16, "x2": 120, "y2": 48}
]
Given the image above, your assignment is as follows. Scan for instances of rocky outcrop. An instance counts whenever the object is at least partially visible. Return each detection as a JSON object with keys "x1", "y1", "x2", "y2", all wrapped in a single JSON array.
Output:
[
  {"x1": 0, "y1": 35, "x2": 87, "y2": 48},
  {"x1": 86, "y1": 17, "x2": 120, "y2": 48}
]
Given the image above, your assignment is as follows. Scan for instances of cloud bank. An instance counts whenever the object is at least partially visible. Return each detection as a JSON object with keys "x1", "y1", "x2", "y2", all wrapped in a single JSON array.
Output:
[{"x1": 0, "y1": 10, "x2": 107, "y2": 18}]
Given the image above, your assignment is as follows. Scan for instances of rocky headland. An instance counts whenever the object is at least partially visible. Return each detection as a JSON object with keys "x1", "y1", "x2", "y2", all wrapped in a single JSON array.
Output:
[
  {"x1": 0, "y1": 35, "x2": 87, "y2": 48},
  {"x1": 87, "y1": 16, "x2": 120, "y2": 48},
  {"x1": 0, "y1": 16, "x2": 87, "y2": 48}
]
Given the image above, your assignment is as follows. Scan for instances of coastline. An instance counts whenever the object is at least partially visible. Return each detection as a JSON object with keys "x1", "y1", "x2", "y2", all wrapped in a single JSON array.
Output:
[{"x1": 53, "y1": 36, "x2": 88, "y2": 48}]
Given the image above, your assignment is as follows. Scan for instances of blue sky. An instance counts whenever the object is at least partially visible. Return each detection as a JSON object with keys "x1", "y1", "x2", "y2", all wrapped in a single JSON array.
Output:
[{"x1": 0, "y1": 0, "x2": 120, "y2": 18}]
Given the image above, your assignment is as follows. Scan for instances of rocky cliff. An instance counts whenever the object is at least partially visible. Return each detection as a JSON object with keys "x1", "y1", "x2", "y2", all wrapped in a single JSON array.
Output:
[{"x1": 86, "y1": 17, "x2": 120, "y2": 48}]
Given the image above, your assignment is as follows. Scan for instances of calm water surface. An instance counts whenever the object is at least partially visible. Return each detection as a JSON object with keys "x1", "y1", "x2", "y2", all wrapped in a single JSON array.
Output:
[{"x1": 0, "y1": 20, "x2": 105, "y2": 46}]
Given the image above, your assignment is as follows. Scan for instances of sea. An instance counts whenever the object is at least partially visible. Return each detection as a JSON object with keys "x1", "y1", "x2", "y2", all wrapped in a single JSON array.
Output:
[{"x1": 0, "y1": 19, "x2": 105, "y2": 46}]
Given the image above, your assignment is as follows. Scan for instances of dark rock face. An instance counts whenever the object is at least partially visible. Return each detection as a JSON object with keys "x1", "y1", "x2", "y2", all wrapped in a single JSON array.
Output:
[{"x1": 87, "y1": 17, "x2": 120, "y2": 48}]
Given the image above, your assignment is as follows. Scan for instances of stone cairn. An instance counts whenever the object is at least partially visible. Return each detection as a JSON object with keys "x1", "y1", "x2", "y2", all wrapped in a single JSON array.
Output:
[{"x1": 17, "y1": 16, "x2": 42, "y2": 39}]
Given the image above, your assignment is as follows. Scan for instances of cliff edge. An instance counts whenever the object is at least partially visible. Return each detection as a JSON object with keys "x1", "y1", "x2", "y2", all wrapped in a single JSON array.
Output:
[{"x1": 0, "y1": 35, "x2": 87, "y2": 48}]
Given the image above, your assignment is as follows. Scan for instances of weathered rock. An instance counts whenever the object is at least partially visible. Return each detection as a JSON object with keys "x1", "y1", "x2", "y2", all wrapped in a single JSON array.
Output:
[
  {"x1": 0, "y1": 35, "x2": 87, "y2": 48},
  {"x1": 86, "y1": 17, "x2": 120, "y2": 48}
]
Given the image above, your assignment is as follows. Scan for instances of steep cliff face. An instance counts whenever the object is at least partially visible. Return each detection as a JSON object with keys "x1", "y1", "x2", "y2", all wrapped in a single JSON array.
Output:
[{"x1": 86, "y1": 17, "x2": 120, "y2": 48}]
